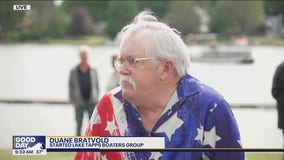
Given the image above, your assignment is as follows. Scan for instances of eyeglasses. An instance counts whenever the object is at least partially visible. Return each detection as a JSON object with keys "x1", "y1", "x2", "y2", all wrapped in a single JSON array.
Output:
[{"x1": 114, "y1": 57, "x2": 156, "y2": 71}]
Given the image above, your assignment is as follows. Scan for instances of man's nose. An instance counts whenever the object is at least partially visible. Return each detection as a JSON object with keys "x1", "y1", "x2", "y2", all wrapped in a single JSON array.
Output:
[{"x1": 119, "y1": 63, "x2": 131, "y2": 75}]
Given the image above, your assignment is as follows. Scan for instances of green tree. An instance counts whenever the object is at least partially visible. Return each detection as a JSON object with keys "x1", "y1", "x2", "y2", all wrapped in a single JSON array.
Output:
[
  {"x1": 264, "y1": 0, "x2": 284, "y2": 24},
  {"x1": 210, "y1": 1, "x2": 264, "y2": 34},
  {"x1": 69, "y1": 6, "x2": 94, "y2": 36},
  {"x1": 106, "y1": 1, "x2": 139, "y2": 39},
  {"x1": 137, "y1": 1, "x2": 171, "y2": 19},
  {"x1": 165, "y1": 1, "x2": 200, "y2": 35},
  {"x1": 17, "y1": 1, "x2": 70, "y2": 40},
  {"x1": 265, "y1": 0, "x2": 284, "y2": 16},
  {"x1": 0, "y1": 1, "x2": 25, "y2": 39},
  {"x1": 45, "y1": 5, "x2": 69, "y2": 38},
  {"x1": 62, "y1": 1, "x2": 109, "y2": 22}
]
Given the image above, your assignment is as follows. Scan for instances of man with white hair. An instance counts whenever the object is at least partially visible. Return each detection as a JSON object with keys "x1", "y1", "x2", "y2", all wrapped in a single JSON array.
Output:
[
  {"x1": 69, "y1": 45, "x2": 99, "y2": 136},
  {"x1": 75, "y1": 11, "x2": 244, "y2": 160}
]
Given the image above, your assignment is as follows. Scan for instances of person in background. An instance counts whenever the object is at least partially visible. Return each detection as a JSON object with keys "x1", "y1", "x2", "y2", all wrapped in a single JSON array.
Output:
[
  {"x1": 106, "y1": 54, "x2": 120, "y2": 91},
  {"x1": 233, "y1": 34, "x2": 248, "y2": 46},
  {"x1": 272, "y1": 60, "x2": 284, "y2": 160},
  {"x1": 75, "y1": 10, "x2": 244, "y2": 160},
  {"x1": 69, "y1": 45, "x2": 99, "y2": 136}
]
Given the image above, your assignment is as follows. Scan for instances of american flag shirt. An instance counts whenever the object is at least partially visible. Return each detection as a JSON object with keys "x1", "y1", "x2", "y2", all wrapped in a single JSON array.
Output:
[{"x1": 75, "y1": 74, "x2": 244, "y2": 160}]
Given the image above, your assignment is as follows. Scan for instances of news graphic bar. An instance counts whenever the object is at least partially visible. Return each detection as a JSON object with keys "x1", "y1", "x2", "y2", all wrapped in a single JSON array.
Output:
[
  {"x1": 46, "y1": 136, "x2": 165, "y2": 152},
  {"x1": 12, "y1": 135, "x2": 165, "y2": 155},
  {"x1": 14, "y1": 135, "x2": 284, "y2": 156}
]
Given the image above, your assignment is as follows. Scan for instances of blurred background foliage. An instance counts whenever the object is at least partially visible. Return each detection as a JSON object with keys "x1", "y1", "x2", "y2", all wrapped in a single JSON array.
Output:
[{"x1": 0, "y1": 0, "x2": 283, "y2": 43}]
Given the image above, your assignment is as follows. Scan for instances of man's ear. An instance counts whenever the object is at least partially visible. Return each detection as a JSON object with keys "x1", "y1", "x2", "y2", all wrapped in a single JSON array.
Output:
[{"x1": 160, "y1": 60, "x2": 174, "y2": 80}]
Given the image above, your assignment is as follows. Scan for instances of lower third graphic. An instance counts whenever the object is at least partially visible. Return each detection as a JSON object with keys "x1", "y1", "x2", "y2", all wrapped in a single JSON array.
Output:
[{"x1": 13, "y1": 135, "x2": 46, "y2": 155}]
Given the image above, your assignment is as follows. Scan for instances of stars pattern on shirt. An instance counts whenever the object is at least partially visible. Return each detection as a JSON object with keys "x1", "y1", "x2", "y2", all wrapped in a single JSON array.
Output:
[
  {"x1": 104, "y1": 119, "x2": 117, "y2": 134},
  {"x1": 203, "y1": 126, "x2": 221, "y2": 148},
  {"x1": 101, "y1": 154, "x2": 107, "y2": 160},
  {"x1": 90, "y1": 109, "x2": 101, "y2": 126},
  {"x1": 194, "y1": 125, "x2": 222, "y2": 148},
  {"x1": 209, "y1": 103, "x2": 218, "y2": 112},
  {"x1": 194, "y1": 125, "x2": 204, "y2": 143},
  {"x1": 149, "y1": 152, "x2": 163, "y2": 160},
  {"x1": 156, "y1": 112, "x2": 183, "y2": 141}
]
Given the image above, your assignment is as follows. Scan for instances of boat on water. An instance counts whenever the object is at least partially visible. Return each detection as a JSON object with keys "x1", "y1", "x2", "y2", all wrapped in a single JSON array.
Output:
[{"x1": 190, "y1": 45, "x2": 254, "y2": 64}]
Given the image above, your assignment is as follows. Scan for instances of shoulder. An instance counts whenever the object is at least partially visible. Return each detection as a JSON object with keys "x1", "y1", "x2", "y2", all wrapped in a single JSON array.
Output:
[
  {"x1": 280, "y1": 61, "x2": 284, "y2": 67},
  {"x1": 69, "y1": 67, "x2": 78, "y2": 77},
  {"x1": 97, "y1": 87, "x2": 122, "y2": 109},
  {"x1": 277, "y1": 61, "x2": 284, "y2": 71},
  {"x1": 196, "y1": 84, "x2": 234, "y2": 121},
  {"x1": 89, "y1": 66, "x2": 97, "y2": 71},
  {"x1": 70, "y1": 66, "x2": 79, "y2": 73},
  {"x1": 181, "y1": 74, "x2": 227, "y2": 110},
  {"x1": 274, "y1": 61, "x2": 284, "y2": 78},
  {"x1": 90, "y1": 67, "x2": 98, "y2": 74},
  {"x1": 182, "y1": 74, "x2": 225, "y2": 102},
  {"x1": 201, "y1": 83, "x2": 224, "y2": 101},
  {"x1": 198, "y1": 85, "x2": 229, "y2": 115}
]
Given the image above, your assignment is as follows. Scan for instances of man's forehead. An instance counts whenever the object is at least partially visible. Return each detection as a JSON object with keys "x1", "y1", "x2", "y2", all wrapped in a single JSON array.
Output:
[
  {"x1": 80, "y1": 51, "x2": 88, "y2": 56},
  {"x1": 119, "y1": 52, "x2": 145, "y2": 58},
  {"x1": 119, "y1": 44, "x2": 146, "y2": 58},
  {"x1": 119, "y1": 29, "x2": 153, "y2": 57}
]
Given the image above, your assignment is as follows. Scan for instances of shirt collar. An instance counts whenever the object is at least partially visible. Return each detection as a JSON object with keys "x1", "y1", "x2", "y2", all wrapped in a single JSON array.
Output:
[
  {"x1": 176, "y1": 74, "x2": 201, "y2": 101},
  {"x1": 161, "y1": 90, "x2": 178, "y2": 115}
]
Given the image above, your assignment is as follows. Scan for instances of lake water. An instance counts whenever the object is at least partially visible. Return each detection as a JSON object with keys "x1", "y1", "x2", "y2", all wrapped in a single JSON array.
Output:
[
  {"x1": 0, "y1": 44, "x2": 283, "y2": 105},
  {"x1": 0, "y1": 44, "x2": 283, "y2": 149}
]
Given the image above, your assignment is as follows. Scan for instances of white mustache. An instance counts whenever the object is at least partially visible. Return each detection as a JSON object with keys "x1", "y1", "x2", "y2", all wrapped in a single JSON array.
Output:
[{"x1": 120, "y1": 75, "x2": 136, "y2": 90}]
